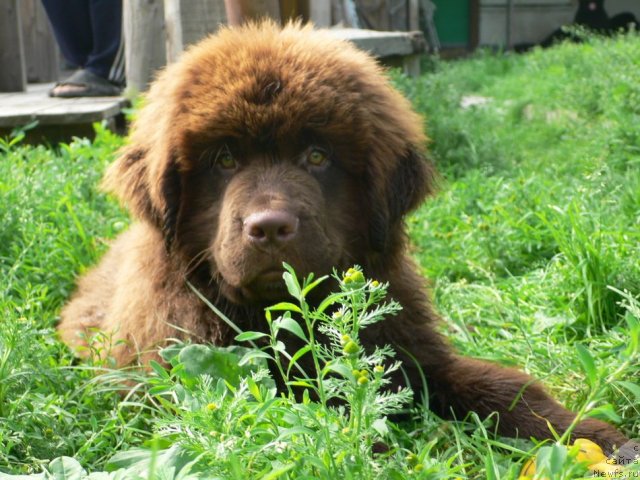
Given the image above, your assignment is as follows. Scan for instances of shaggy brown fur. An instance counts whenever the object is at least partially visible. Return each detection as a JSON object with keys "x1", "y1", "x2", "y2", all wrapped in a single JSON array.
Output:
[{"x1": 59, "y1": 22, "x2": 627, "y2": 451}]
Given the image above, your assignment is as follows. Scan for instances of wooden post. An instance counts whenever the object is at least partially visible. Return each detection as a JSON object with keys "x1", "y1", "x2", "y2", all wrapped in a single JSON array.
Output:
[
  {"x1": 0, "y1": 0, "x2": 27, "y2": 92},
  {"x1": 164, "y1": 0, "x2": 227, "y2": 63},
  {"x1": 164, "y1": 0, "x2": 184, "y2": 63},
  {"x1": 506, "y1": 0, "x2": 514, "y2": 48},
  {"x1": 19, "y1": 0, "x2": 59, "y2": 83},
  {"x1": 124, "y1": 0, "x2": 167, "y2": 92},
  {"x1": 408, "y1": 0, "x2": 419, "y2": 30},
  {"x1": 308, "y1": 0, "x2": 331, "y2": 27},
  {"x1": 389, "y1": 0, "x2": 408, "y2": 30},
  {"x1": 343, "y1": 0, "x2": 360, "y2": 28},
  {"x1": 224, "y1": 0, "x2": 280, "y2": 25},
  {"x1": 331, "y1": 0, "x2": 344, "y2": 25},
  {"x1": 469, "y1": 0, "x2": 480, "y2": 50}
]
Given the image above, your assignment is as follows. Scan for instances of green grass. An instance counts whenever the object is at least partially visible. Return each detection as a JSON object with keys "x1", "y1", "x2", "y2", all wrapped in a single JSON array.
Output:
[{"x1": 1, "y1": 34, "x2": 639, "y2": 479}]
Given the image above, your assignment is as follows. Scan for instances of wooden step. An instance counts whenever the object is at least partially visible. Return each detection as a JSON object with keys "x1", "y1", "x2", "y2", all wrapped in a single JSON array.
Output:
[{"x1": 0, "y1": 83, "x2": 129, "y2": 142}]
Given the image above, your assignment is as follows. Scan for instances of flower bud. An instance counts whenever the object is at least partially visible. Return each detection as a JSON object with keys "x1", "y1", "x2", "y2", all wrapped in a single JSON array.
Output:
[{"x1": 343, "y1": 341, "x2": 359, "y2": 355}]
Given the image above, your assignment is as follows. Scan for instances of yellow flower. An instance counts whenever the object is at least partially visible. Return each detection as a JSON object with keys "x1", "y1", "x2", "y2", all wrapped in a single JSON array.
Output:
[
  {"x1": 520, "y1": 439, "x2": 614, "y2": 480},
  {"x1": 520, "y1": 458, "x2": 536, "y2": 478},
  {"x1": 406, "y1": 453, "x2": 419, "y2": 466},
  {"x1": 574, "y1": 438, "x2": 607, "y2": 465}
]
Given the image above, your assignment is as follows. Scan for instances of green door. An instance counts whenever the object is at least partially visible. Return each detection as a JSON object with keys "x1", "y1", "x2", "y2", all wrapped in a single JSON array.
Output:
[{"x1": 432, "y1": 0, "x2": 470, "y2": 47}]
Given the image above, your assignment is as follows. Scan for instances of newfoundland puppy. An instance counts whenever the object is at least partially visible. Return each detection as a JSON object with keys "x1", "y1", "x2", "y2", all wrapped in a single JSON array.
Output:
[{"x1": 58, "y1": 22, "x2": 627, "y2": 451}]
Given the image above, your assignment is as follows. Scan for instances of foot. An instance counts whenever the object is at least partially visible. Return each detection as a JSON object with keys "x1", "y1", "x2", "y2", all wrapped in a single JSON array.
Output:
[{"x1": 50, "y1": 69, "x2": 122, "y2": 98}]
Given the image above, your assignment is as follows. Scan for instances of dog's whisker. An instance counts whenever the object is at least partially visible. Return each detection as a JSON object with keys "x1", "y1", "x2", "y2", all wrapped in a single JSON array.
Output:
[{"x1": 185, "y1": 248, "x2": 210, "y2": 276}]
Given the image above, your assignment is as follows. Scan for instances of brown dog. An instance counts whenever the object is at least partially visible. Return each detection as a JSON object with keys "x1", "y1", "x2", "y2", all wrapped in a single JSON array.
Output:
[{"x1": 59, "y1": 22, "x2": 627, "y2": 451}]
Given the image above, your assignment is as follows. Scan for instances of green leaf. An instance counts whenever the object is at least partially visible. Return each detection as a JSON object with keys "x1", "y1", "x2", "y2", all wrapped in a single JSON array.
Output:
[
  {"x1": 148, "y1": 385, "x2": 171, "y2": 396},
  {"x1": 247, "y1": 376, "x2": 262, "y2": 402},
  {"x1": 533, "y1": 445, "x2": 552, "y2": 476},
  {"x1": 483, "y1": 454, "x2": 498, "y2": 480},
  {"x1": 238, "y1": 349, "x2": 273, "y2": 366},
  {"x1": 586, "y1": 403, "x2": 622, "y2": 423},
  {"x1": 261, "y1": 462, "x2": 297, "y2": 480},
  {"x1": 277, "y1": 426, "x2": 316, "y2": 439},
  {"x1": 178, "y1": 344, "x2": 264, "y2": 385},
  {"x1": 274, "y1": 316, "x2": 307, "y2": 341},
  {"x1": 235, "y1": 331, "x2": 269, "y2": 342},
  {"x1": 267, "y1": 302, "x2": 303, "y2": 313},
  {"x1": 321, "y1": 362, "x2": 352, "y2": 379},
  {"x1": 575, "y1": 343, "x2": 597, "y2": 388},
  {"x1": 46, "y1": 457, "x2": 86, "y2": 480},
  {"x1": 149, "y1": 360, "x2": 169, "y2": 379},
  {"x1": 548, "y1": 443, "x2": 568, "y2": 474},
  {"x1": 287, "y1": 345, "x2": 312, "y2": 376},
  {"x1": 286, "y1": 380, "x2": 315, "y2": 389},
  {"x1": 316, "y1": 291, "x2": 350, "y2": 314},
  {"x1": 106, "y1": 445, "x2": 194, "y2": 478},
  {"x1": 106, "y1": 448, "x2": 153, "y2": 471},
  {"x1": 371, "y1": 418, "x2": 389, "y2": 437},
  {"x1": 159, "y1": 342, "x2": 184, "y2": 366},
  {"x1": 617, "y1": 380, "x2": 640, "y2": 400},
  {"x1": 301, "y1": 275, "x2": 329, "y2": 297},
  {"x1": 283, "y1": 271, "x2": 301, "y2": 299}
]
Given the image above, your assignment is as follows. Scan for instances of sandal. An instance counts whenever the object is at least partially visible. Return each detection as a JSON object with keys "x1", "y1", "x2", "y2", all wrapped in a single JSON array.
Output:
[{"x1": 49, "y1": 69, "x2": 122, "y2": 98}]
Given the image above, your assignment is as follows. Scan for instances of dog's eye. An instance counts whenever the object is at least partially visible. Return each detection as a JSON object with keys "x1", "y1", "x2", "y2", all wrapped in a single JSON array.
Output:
[
  {"x1": 215, "y1": 146, "x2": 237, "y2": 170},
  {"x1": 306, "y1": 148, "x2": 329, "y2": 168}
]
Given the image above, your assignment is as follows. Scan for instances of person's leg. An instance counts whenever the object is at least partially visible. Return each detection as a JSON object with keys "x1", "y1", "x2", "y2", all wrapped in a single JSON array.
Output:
[
  {"x1": 44, "y1": 0, "x2": 124, "y2": 97},
  {"x1": 41, "y1": 0, "x2": 93, "y2": 68},
  {"x1": 86, "y1": 0, "x2": 125, "y2": 86}
]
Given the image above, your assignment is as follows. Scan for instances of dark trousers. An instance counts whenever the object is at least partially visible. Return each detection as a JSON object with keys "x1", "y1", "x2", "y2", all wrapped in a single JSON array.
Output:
[{"x1": 41, "y1": 0, "x2": 125, "y2": 85}]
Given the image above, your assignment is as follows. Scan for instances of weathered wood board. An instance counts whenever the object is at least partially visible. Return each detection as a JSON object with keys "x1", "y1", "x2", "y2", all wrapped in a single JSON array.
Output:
[
  {"x1": 0, "y1": 84, "x2": 129, "y2": 128},
  {"x1": 325, "y1": 28, "x2": 426, "y2": 57},
  {"x1": 325, "y1": 28, "x2": 425, "y2": 75},
  {"x1": 0, "y1": 0, "x2": 27, "y2": 92},
  {"x1": 19, "y1": 0, "x2": 59, "y2": 83},
  {"x1": 124, "y1": 0, "x2": 167, "y2": 93}
]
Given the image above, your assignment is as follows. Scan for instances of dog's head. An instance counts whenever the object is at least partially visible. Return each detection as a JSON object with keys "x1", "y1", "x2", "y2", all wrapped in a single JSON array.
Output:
[{"x1": 104, "y1": 22, "x2": 436, "y2": 304}]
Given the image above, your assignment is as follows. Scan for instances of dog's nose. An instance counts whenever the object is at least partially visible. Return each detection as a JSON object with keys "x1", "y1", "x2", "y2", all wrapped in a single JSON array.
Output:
[{"x1": 243, "y1": 210, "x2": 299, "y2": 245}]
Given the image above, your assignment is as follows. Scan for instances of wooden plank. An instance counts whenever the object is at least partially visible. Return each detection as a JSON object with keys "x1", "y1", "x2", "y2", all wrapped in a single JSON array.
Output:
[
  {"x1": 482, "y1": 0, "x2": 571, "y2": 4},
  {"x1": 19, "y1": 0, "x2": 59, "y2": 83},
  {"x1": 0, "y1": 83, "x2": 129, "y2": 127},
  {"x1": 326, "y1": 28, "x2": 426, "y2": 57},
  {"x1": 124, "y1": 0, "x2": 167, "y2": 92},
  {"x1": 0, "y1": 0, "x2": 27, "y2": 92},
  {"x1": 479, "y1": 4, "x2": 573, "y2": 46}
]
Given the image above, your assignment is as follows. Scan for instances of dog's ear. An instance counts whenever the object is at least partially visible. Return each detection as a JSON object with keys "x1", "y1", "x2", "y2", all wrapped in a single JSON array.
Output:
[
  {"x1": 102, "y1": 145, "x2": 182, "y2": 249},
  {"x1": 369, "y1": 147, "x2": 437, "y2": 252}
]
